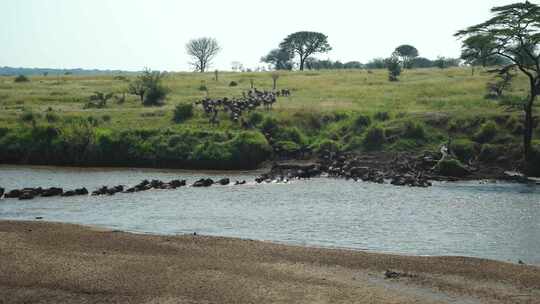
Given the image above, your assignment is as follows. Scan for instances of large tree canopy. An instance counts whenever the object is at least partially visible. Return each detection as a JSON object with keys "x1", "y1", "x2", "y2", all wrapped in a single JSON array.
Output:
[
  {"x1": 261, "y1": 48, "x2": 293, "y2": 70},
  {"x1": 456, "y1": 1, "x2": 540, "y2": 171},
  {"x1": 460, "y1": 35, "x2": 497, "y2": 68},
  {"x1": 279, "y1": 31, "x2": 332, "y2": 71},
  {"x1": 394, "y1": 45, "x2": 419, "y2": 69},
  {"x1": 186, "y1": 37, "x2": 221, "y2": 73}
]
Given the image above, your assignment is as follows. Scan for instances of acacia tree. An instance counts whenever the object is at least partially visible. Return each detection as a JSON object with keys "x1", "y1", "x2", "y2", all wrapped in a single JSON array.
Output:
[
  {"x1": 456, "y1": 1, "x2": 540, "y2": 169},
  {"x1": 261, "y1": 48, "x2": 293, "y2": 70},
  {"x1": 186, "y1": 37, "x2": 221, "y2": 72},
  {"x1": 386, "y1": 54, "x2": 402, "y2": 81},
  {"x1": 128, "y1": 69, "x2": 169, "y2": 106},
  {"x1": 460, "y1": 35, "x2": 496, "y2": 69},
  {"x1": 394, "y1": 45, "x2": 419, "y2": 69},
  {"x1": 279, "y1": 31, "x2": 332, "y2": 71}
]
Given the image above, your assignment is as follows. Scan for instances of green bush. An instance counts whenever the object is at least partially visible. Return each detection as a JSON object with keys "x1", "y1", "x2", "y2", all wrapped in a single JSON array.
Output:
[
  {"x1": 450, "y1": 139, "x2": 476, "y2": 162},
  {"x1": 344, "y1": 136, "x2": 363, "y2": 151},
  {"x1": 173, "y1": 104, "x2": 193, "y2": 123},
  {"x1": 128, "y1": 69, "x2": 169, "y2": 106},
  {"x1": 102, "y1": 115, "x2": 111, "y2": 122},
  {"x1": 311, "y1": 139, "x2": 342, "y2": 154},
  {"x1": 363, "y1": 126, "x2": 386, "y2": 150},
  {"x1": 506, "y1": 116, "x2": 524, "y2": 135},
  {"x1": 45, "y1": 112, "x2": 59, "y2": 123},
  {"x1": 191, "y1": 141, "x2": 232, "y2": 165},
  {"x1": 20, "y1": 111, "x2": 37, "y2": 123},
  {"x1": 247, "y1": 112, "x2": 264, "y2": 126},
  {"x1": 374, "y1": 111, "x2": 390, "y2": 121},
  {"x1": 479, "y1": 144, "x2": 505, "y2": 162},
  {"x1": 274, "y1": 127, "x2": 307, "y2": 146},
  {"x1": 473, "y1": 121, "x2": 498, "y2": 143},
  {"x1": 435, "y1": 159, "x2": 470, "y2": 177},
  {"x1": 261, "y1": 116, "x2": 279, "y2": 134},
  {"x1": 403, "y1": 121, "x2": 426, "y2": 140},
  {"x1": 144, "y1": 84, "x2": 168, "y2": 106},
  {"x1": 228, "y1": 131, "x2": 272, "y2": 168},
  {"x1": 275, "y1": 141, "x2": 301, "y2": 154},
  {"x1": 229, "y1": 81, "x2": 238, "y2": 87},
  {"x1": 14, "y1": 75, "x2": 29, "y2": 83},
  {"x1": 352, "y1": 114, "x2": 371, "y2": 132}
]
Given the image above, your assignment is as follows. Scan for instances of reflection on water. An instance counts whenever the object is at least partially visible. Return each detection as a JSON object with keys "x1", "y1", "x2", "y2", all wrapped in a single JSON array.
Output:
[{"x1": 1, "y1": 165, "x2": 539, "y2": 265}]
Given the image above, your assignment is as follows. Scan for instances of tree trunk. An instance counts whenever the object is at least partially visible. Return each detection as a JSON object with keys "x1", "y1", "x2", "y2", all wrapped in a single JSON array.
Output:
[
  {"x1": 523, "y1": 100, "x2": 534, "y2": 164},
  {"x1": 200, "y1": 60, "x2": 205, "y2": 73},
  {"x1": 523, "y1": 76, "x2": 537, "y2": 170},
  {"x1": 299, "y1": 57, "x2": 305, "y2": 71}
]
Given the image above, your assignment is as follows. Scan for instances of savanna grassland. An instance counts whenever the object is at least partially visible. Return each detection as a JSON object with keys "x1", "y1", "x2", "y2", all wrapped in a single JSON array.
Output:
[{"x1": 0, "y1": 68, "x2": 538, "y2": 171}]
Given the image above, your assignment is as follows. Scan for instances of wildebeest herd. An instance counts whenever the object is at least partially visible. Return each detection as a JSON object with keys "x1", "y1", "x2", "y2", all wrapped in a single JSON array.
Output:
[
  {"x1": 196, "y1": 88, "x2": 290, "y2": 125},
  {"x1": 0, "y1": 177, "x2": 249, "y2": 201}
]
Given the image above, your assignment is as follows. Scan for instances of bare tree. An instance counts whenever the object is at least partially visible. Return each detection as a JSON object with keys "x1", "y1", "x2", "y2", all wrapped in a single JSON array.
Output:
[{"x1": 186, "y1": 37, "x2": 221, "y2": 73}]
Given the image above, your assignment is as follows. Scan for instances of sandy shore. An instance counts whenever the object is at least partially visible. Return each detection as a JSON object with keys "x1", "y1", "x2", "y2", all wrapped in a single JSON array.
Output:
[{"x1": 0, "y1": 221, "x2": 539, "y2": 304}]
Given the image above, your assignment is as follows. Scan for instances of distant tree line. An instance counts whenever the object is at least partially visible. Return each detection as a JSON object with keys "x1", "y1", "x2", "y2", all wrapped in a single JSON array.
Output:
[{"x1": 0, "y1": 67, "x2": 137, "y2": 77}]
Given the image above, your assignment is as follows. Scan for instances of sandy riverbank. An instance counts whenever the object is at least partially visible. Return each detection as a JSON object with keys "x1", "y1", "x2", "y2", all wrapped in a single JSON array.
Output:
[{"x1": 0, "y1": 220, "x2": 539, "y2": 304}]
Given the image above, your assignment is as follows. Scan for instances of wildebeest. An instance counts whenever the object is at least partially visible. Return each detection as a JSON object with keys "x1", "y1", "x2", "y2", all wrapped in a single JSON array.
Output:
[{"x1": 196, "y1": 88, "x2": 290, "y2": 125}]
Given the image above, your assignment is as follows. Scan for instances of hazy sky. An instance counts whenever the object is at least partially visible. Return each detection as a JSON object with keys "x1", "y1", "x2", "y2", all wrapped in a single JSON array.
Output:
[{"x1": 0, "y1": 0, "x2": 522, "y2": 71}]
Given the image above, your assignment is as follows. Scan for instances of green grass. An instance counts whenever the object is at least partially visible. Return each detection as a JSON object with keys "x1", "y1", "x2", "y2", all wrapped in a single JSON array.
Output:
[
  {"x1": 0, "y1": 67, "x2": 531, "y2": 130},
  {"x1": 0, "y1": 67, "x2": 538, "y2": 169}
]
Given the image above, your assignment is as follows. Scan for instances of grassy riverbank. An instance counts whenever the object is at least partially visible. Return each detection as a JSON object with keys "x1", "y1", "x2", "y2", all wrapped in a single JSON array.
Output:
[
  {"x1": 1, "y1": 220, "x2": 538, "y2": 304},
  {"x1": 0, "y1": 68, "x2": 539, "y2": 172}
]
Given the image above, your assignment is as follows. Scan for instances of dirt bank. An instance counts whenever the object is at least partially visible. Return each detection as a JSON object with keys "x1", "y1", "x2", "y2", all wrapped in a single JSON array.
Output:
[{"x1": 0, "y1": 220, "x2": 539, "y2": 304}]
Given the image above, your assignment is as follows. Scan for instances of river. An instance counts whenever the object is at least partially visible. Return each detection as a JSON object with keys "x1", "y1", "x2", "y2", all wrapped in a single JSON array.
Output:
[{"x1": 1, "y1": 165, "x2": 539, "y2": 265}]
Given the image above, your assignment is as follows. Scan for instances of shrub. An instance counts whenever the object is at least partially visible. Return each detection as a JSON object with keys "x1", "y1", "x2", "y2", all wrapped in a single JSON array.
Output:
[
  {"x1": 144, "y1": 84, "x2": 168, "y2": 106},
  {"x1": 403, "y1": 121, "x2": 426, "y2": 140},
  {"x1": 261, "y1": 116, "x2": 279, "y2": 134},
  {"x1": 247, "y1": 112, "x2": 264, "y2": 126},
  {"x1": 363, "y1": 126, "x2": 386, "y2": 150},
  {"x1": 191, "y1": 141, "x2": 232, "y2": 165},
  {"x1": 87, "y1": 116, "x2": 99, "y2": 127},
  {"x1": 128, "y1": 69, "x2": 169, "y2": 106},
  {"x1": 450, "y1": 139, "x2": 476, "y2": 162},
  {"x1": 275, "y1": 127, "x2": 306, "y2": 145},
  {"x1": 228, "y1": 131, "x2": 272, "y2": 168},
  {"x1": 20, "y1": 111, "x2": 37, "y2": 123},
  {"x1": 173, "y1": 104, "x2": 193, "y2": 123},
  {"x1": 102, "y1": 115, "x2": 111, "y2": 122},
  {"x1": 344, "y1": 136, "x2": 363, "y2": 151},
  {"x1": 311, "y1": 139, "x2": 342, "y2": 154},
  {"x1": 274, "y1": 140, "x2": 300, "y2": 155},
  {"x1": 14, "y1": 75, "x2": 29, "y2": 83},
  {"x1": 87, "y1": 91, "x2": 113, "y2": 108},
  {"x1": 386, "y1": 56, "x2": 401, "y2": 81},
  {"x1": 45, "y1": 112, "x2": 60, "y2": 123},
  {"x1": 506, "y1": 116, "x2": 524, "y2": 135},
  {"x1": 479, "y1": 144, "x2": 505, "y2": 162},
  {"x1": 473, "y1": 121, "x2": 498, "y2": 143},
  {"x1": 352, "y1": 114, "x2": 371, "y2": 132},
  {"x1": 435, "y1": 159, "x2": 471, "y2": 177},
  {"x1": 229, "y1": 81, "x2": 238, "y2": 87},
  {"x1": 374, "y1": 111, "x2": 390, "y2": 121}
]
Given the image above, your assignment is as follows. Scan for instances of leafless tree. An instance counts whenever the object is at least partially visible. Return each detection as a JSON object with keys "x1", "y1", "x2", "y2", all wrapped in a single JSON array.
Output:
[{"x1": 186, "y1": 37, "x2": 221, "y2": 73}]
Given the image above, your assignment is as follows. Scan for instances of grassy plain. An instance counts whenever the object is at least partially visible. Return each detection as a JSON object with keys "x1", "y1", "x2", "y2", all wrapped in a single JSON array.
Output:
[{"x1": 0, "y1": 68, "x2": 537, "y2": 169}]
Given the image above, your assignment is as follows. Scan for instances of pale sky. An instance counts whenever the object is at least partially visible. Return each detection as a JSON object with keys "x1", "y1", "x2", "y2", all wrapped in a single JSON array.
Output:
[{"x1": 0, "y1": 0, "x2": 524, "y2": 71}]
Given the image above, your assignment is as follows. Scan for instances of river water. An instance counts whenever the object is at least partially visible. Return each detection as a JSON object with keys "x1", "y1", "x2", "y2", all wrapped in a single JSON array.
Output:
[{"x1": 1, "y1": 165, "x2": 539, "y2": 265}]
